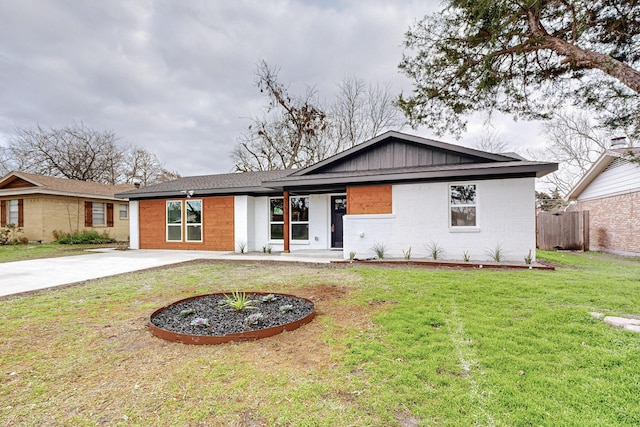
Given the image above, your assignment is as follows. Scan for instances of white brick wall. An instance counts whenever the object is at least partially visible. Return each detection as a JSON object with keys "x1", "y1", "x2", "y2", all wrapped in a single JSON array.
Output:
[{"x1": 343, "y1": 178, "x2": 536, "y2": 262}]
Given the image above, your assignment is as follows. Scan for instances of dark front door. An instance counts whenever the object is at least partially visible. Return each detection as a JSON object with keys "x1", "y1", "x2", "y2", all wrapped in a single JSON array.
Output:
[{"x1": 331, "y1": 196, "x2": 346, "y2": 248}]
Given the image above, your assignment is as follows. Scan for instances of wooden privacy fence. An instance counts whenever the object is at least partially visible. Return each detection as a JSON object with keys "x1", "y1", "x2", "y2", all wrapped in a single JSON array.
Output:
[{"x1": 536, "y1": 211, "x2": 590, "y2": 251}]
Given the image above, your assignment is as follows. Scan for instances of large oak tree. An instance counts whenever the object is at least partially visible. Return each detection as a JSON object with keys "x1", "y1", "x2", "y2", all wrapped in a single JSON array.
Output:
[{"x1": 398, "y1": 0, "x2": 640, "y2": 137}]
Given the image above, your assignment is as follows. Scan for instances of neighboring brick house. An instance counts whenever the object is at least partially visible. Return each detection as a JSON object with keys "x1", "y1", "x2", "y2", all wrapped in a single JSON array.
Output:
[
  {"x1": 567, "y1": 148, "x2": 640, "y2": 256},
  {"x1": 118, "y1": 131, "x2": 557, "y2": 262},
  {"x1": 0, "y1": 171, "x2": 134, "y2": 242}
]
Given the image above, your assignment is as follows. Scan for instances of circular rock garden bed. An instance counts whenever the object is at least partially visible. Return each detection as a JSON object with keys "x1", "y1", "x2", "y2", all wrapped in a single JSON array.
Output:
[{"x1": 149, "y1": 292, "x2": 315, "y2": 345}]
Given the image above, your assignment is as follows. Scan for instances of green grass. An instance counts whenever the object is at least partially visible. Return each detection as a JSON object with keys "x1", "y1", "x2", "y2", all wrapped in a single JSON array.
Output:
[
  {"x1": 0, "y1": 242, "x2": 120, "y2": 263},
  {"x1": 1, "y1": 251, "x2": 640, "y2": 425}
]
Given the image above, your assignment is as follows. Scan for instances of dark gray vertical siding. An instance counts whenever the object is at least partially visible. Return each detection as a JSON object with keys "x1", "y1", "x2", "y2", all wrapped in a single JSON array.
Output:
[{"x1": 320, "y1": 140, "x2": 481, "y2": 173}]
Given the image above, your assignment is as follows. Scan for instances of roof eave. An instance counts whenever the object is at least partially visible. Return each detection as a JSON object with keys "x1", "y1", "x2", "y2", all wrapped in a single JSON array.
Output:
[
  {"x1": 264, "y1": 163, "x2": 558, "y2": 189},
  {"x1": 566, "y1": 153, "x2": 614, "y2": 200},
  {"x1": 0, "y1": 187, "x2": 128, "y2": 200},
  {"x1": 117, "y1": 186, "x2": 282, "y2": 200}
]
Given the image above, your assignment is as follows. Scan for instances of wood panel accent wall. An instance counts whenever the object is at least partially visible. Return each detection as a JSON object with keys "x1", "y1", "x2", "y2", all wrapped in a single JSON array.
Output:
[
  {"x1": 347, "y1": 185, "x2": 392, "y2": 214},
  {"x1": 1, "y1": 177, "x2": 33, "y2": 189},
  {"x1": 138, "y1": 196, "x2": 234, "y2": 250}
]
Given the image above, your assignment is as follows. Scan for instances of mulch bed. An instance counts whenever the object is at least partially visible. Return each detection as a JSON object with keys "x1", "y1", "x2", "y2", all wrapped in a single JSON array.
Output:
[{"x1": 150, "y1": 293, "x2": 314, "y2": 336}]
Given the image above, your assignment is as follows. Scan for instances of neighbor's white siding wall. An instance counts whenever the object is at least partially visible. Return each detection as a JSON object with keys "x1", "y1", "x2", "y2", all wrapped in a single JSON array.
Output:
[
  {"x1": 129, "y1": 200, "x2": 140, "y2": 250},
  {"x1": 578, "y1": 159, "x2": 640, "y2": 201},
  {"x1": 343, "y1": 177, "x2": 536, "y2": 262}
]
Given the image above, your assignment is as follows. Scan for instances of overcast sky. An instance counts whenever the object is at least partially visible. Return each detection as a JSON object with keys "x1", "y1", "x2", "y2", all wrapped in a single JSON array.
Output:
[{"x1": 0, "y1": 0, "x2": 544, "y2": 177}]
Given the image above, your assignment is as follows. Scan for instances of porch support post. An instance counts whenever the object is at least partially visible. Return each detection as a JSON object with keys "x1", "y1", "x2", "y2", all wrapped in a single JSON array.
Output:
[{"x1": 283, "y1": 191, "x2": 290, "y2": 253}]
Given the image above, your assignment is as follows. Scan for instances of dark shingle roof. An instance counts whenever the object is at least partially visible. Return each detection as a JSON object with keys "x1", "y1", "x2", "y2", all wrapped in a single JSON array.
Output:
[{"x1": 117, "y1": 169, "x2": 293, "y2": 199}]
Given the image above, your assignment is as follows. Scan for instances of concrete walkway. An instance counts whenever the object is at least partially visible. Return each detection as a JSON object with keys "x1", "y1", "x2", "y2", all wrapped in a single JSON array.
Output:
[{"x1": 0, "y1": 249, "x2": 342, "y2": 298}]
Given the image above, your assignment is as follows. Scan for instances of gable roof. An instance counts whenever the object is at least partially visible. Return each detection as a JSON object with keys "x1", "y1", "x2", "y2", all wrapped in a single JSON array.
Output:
[
  {"x1": 567, "y1": 148, "x2": 640, "y2": 200},
  {"x1": 289, "y1": 131, "x2": 517, "y2": 176},
  {"x1": 264, "y1": 131, "x2": 556, "y2": 190},
  {"x1": 119, "y1": 131, "x2": 558, "y2": 199},
  {"x1": 0, "y1": 171, "x2": 135, "y2": 200}
]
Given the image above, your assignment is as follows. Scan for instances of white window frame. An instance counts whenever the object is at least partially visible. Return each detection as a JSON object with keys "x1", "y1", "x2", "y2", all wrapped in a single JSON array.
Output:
[
  {"x1": 92, "y1": 202, "x2": 106, "y2": 226},
  {"x1": 166, "y1": 200, "x2": 183, "y2": 242},
  {"x1": 449, "y1": 184, "x2": 478, "y2": 229},
  {"x1": 119, "y1": 203, "x2": 129, "y2": 220},
  {"x1": 269, "y1": 197, "x2": 284, "y2": 241},
  {"x1": 185, "y1": 199, "x2": 203, "y2": 242}
]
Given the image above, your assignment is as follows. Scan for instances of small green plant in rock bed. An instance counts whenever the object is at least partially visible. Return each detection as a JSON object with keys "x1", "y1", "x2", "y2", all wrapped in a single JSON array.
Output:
[
  {"x1": 279, "y1": 304, "x2": 294, "y2": 313},
  {"x1": 222, "y1": 290, "x2": 257, "y2": 312},
  {"x1": 244, "y1": 312, "x2": 264, "y2": 326},
  {"x1": 189, "y1": 317, "x2": 210, "y2": 327},
  {"x1": 261, "y1": 294, "x2": 278, "y2": 302}
]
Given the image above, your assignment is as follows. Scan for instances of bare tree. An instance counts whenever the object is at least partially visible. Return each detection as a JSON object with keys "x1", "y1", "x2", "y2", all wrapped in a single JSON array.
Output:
[
  {"x1": 474, "y1": 129, "x2": 511, "y2": 154},
  {"x1": 123, "y1": 147, "x2": 181, "y2": 186},
  {"x1": 233, "y1": 61, "x2": 329, "y2": 172},
  {"x1": 528, "y1": 111, "x2": 624, "y2": 196},
  {"x1": 331, "y1": 75, "x2": 405, "y2": 151},
  {"x1": 0, "y1": 145, "x2": 11, "y2": 176},
  {"x1": 233, "y1": 61, "x2": 406, "y2": 172},
  {"x1": 8, "y1": 123, "x2": 126, "y2": 184},
  {"x1": 7, "y1": 123, "x2": 180, "y2": 185}
]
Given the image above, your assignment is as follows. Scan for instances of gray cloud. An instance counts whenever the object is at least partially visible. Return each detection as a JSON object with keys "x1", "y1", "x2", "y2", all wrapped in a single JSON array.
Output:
[{"x1": 0, "y1": 0, "x2": 543, "y2": 177}]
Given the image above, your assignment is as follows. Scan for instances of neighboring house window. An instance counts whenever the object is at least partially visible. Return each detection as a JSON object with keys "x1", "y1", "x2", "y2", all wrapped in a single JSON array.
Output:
[
  {"x1": 166, "y1": 201, "x2": 182, "y2": 241},
  {"x1": 269, "y1": 197, "x2": 284, "y2": 240},
  {"x1": 450, "y1": 184, "x2": 477, "y2": 227},
  {"x1": 119, "y1": 204, "x2": 128, "y2": 219},
  {"x1": 8, "y1": 200, "x2": 19, "y2": 225},
  {"x1": 185, "y1": 200, "x2": 202, "y2": 242},
  {"x1": 290, "y1": 196, "x2": 309, "y2": 241},
  {"x1": 1, "y1": 199, "x2": 23, "y2": 227},
  {"x1": 92, "y1": 203, "x2": 106, "y2": 226},
  {"x1": 84, "y1": 202, "x2": 114, "y2": 227}
]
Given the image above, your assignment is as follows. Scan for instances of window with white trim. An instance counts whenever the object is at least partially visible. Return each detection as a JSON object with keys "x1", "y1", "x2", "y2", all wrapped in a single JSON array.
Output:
[
  {"x1": 269, "y1": 197, "x2": 284, "y2": 240},
  {"x1": 185, "y1": 200, "x2": 202, "y2": 242},
  {"x1": 166, "y1": 201, "x2": 182, "y2": 241},
  {"x1": 119, "y1": 204, "x2": 128, "y2": 219},
  {"x1": 450, "y1": 184, "x2": 477, "y2": 227},
  {"x1": 290, "y1": 196, "x2": 309, "y2": 241}
]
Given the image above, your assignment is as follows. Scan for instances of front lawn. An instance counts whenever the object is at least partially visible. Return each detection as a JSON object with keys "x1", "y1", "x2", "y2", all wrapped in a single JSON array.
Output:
[
  {"x1": 1, "y1": 252, "x2": 639, "y2": 425},
  {"x1": 0, "y1": 242, "x2": 120, "y2": 263}
]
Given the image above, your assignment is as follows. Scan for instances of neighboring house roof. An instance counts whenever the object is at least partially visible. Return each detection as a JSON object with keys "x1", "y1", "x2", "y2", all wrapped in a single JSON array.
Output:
[
  {"x1": 567, "y1": 148, "x2": 640, "y2": 201},
  {"x1": 0, "y1": 171, "x2": 135, "y2": 200},
  {"x1": 119, "y1": 131, "x2": 558, "y2": 200}
]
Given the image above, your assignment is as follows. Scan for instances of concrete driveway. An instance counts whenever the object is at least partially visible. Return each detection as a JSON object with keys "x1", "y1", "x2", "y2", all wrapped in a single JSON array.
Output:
[{"x1": 0, "y1": 249, "x2": 340, "y2": 298}]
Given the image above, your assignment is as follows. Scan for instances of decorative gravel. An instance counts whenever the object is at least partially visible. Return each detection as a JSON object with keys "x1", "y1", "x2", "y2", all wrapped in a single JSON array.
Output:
[{"x1": 150, "y1": 293, "x2": 314, "y2": 336}]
